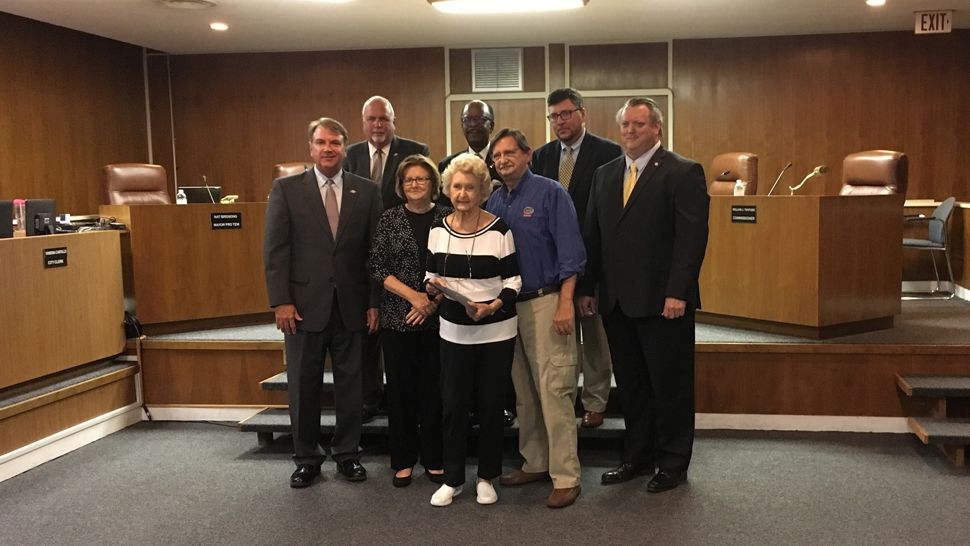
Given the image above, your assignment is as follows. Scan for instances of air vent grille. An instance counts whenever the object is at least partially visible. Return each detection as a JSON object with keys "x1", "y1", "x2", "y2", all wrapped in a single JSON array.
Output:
[{"x1": 472, "y1": 48, "x2": 523, "y2": 92}]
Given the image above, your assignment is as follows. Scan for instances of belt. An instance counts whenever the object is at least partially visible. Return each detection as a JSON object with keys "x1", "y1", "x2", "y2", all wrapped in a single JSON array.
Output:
[{"x1": 517, "y1": 283, "x2": 561, "y2": 303}]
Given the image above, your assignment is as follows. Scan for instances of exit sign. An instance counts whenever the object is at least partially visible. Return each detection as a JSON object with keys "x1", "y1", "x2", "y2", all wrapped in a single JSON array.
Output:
[{"x1": 915, "y1": 10, "x2": 953, "y2": 34}]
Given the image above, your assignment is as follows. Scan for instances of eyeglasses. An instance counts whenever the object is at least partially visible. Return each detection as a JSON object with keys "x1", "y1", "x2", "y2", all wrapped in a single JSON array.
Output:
[
  {"x1": 403, "y1": 176, "x2": 431, "y2": 186},
  {"x1": 546, "y1": 108, "x2": 581, "y2": 122},
  {"x1": 461, "y1": 116, "x2": 492, "y2": 126}
]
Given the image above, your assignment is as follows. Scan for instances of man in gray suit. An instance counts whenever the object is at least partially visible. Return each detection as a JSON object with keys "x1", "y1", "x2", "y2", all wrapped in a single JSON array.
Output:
[
  {"x1": 344, "y1": 96, "x2": 430, "y2": 421},
  {"x1": 264, "y1": 117, "x2": 382, "y2": 488}
]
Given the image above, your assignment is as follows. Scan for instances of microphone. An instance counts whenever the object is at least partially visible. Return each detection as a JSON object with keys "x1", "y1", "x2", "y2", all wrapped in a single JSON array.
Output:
[
  {"x1": 767, "y1": 162, "x2": 793, "y2": 196},
  {"x1": 203, "y1": 175, "x2": 216, "y2": 204},
  {"x1": 788, "y1": 165, "x2": 828, "y2": 195}
]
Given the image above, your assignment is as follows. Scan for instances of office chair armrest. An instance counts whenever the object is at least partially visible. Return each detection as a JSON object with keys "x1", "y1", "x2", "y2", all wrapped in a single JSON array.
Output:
[{"x1": 903, "y1": 214, "x2": 928, "y2": 222}]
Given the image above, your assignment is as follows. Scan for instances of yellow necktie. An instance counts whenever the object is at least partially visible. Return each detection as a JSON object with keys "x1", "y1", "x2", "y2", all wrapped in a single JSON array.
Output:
[{"x1": 623, "y1": 163, "x2": 638, "y2": 206}]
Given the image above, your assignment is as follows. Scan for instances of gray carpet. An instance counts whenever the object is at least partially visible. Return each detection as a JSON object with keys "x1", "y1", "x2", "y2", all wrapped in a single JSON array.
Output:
[
  {"x1": 1, "y1": 422, "x2": 967, "y2": 545},
  {"x1": 152, "y1": 299, "x2": 970, "y2": 345}
]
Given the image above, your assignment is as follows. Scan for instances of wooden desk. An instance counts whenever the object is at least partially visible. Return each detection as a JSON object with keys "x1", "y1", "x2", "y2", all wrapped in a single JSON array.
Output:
[
  {"x1": 698, "y1": 195, "x2": 904, "y2": 338},
  {"x1": 0, "y1": 231, "x2": 125, "y2": 389},
  {"x1": 100, "y1": 203, "x2": 271, "y2": 333}
]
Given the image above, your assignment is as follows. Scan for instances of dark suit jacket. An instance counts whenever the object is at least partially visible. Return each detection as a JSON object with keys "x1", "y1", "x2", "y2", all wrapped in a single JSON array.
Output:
[
  {"x1": 578, "y1": 147, "x2": 709, "y2": 318},
  {"x1": 531, "y1": 132, "x2": 622, "y2": 227},
  {"x1": 263, "y1": 169, "x2": 382, "y2": 332},
  {"x1": 344, "y1": 136, "x2": 430, "y2": 210}
]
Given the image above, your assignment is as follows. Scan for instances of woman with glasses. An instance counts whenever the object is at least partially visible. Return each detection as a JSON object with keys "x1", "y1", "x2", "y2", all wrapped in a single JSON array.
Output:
[
  {"x1": 368, "y1": 155, "x2": 452, "y2": 488},
  {"x1": 424, "y1": 153, "x2": 521, "y2": 507}
]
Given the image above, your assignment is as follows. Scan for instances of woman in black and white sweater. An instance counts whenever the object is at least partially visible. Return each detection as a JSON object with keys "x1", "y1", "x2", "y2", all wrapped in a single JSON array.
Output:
[
  {"x1": 368, "y1": 154, "x2": 452, "y2": 488},
  {"x1": 425, "y1": 153, "x2": 521, "y2": 507}
]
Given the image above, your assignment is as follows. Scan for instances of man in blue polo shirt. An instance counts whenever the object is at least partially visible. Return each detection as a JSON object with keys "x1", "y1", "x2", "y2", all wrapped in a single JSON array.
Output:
[{"x1": 485, "y1": 128, "x2": 586, "y2": 509}]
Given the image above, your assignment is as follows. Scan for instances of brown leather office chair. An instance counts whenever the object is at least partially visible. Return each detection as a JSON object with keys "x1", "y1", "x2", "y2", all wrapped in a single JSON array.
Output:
[
  {"x1": 839, "y1": 150, "x2": 908, "y2": 196},
  {"x1": 709, "y1": 152, "x2": 758, "y2": 195},
  {"x1": 103, "y1": 163, "x2": 172, "y2": 205},
  {"x1": 273, "y1": 162, "x2": 314, "y2": 180}
]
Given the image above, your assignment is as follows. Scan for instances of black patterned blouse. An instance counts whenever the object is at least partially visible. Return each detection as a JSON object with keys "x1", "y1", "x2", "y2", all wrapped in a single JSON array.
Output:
[{"x1": 368, "y1": 203, "x2": 453, "y2": 332}]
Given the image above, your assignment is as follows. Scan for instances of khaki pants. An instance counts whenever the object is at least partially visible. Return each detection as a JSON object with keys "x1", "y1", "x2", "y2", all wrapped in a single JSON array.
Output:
[
  {"x1": 512, "y1": 292, "x2": 581, "y2": 488},
  {"x1": 575, "y1": 312, "x2": 613, "y2": 413}
]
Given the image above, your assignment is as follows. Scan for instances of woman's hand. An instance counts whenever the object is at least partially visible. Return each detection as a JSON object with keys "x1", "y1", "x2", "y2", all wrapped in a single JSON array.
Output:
[
  {"x1": 426, "y1": 277, "x2": 446, "y2": 297},
  {"x1": 465, "y1": 300, "x2": 500, "y2": 322}
]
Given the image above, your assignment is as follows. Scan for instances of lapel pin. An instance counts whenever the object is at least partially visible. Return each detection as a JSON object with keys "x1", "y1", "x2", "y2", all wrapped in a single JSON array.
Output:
[
  {"x1": 654, "y1": 162, "x2": 659, "y2": 166},
  {"x1": 350, "y1": 189, "x2": 357, "y2": 194}
]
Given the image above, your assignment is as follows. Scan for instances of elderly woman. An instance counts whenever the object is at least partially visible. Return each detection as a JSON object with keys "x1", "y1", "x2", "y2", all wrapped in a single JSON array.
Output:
[
  {"x1": 368, "y1": 155, "x2": 452, "y2": 488},
  {"x1": 425, "y1": 153, "x2": 521, "y2": 507}
]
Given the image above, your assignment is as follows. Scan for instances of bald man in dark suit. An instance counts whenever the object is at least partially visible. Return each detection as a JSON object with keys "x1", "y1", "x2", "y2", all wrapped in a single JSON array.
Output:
[
  {"x1": 264, "y1": 117, "x2": 382, "y2": 488},
  {"x1": 344, "y1": 96, "x2": 430, "y2": 421},
  {"x1": 578, "y1": 97, "x2": 709, "y2": 493}
]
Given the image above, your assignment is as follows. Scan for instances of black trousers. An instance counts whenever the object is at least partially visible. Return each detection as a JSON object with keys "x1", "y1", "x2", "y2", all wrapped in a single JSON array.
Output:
[
  {"x1": 285, "y1": 300, "x2": 362, "y2": 466},
  {"x1": 439, "y1": 337, "x2": 515, "y2": 487},
  {"x1": 383, "y1": 328, "x2": 443, "y2": 472},
  {"x1": 361, "y1": 330, "x2": 384, "y2": 412},
  {"x1": 602, "y1": 306, "x2": 696, "y2": 474}
]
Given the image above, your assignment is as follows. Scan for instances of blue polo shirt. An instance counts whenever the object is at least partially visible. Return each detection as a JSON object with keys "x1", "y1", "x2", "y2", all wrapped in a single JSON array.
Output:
[{"x1": 486, "y1": 170, "x2": 586, "y2": 293}]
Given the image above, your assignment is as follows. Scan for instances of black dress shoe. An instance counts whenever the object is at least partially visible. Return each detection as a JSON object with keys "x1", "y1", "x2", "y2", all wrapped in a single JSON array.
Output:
[
  {"x1": 426, "y1": 471, "x2": 446, "y2": 484},
  {"x1": 502, "y1": 410, "x2": 516, "y2": 427},
  {"x1": 336, "y1": 459, "x2": 367, "y2": 482},
  {"x1": 647, "y1": 470, "x2": 687, "y2": 493},
  {"x1": 290, "y1": 465, "x2": 320, "y2": 488},
  {"x1": 601, "y1": 462, "x2": 655, "y2": 485},
  {"x1": 392, "y1": 473, "x2": 412, "y2": 488}
]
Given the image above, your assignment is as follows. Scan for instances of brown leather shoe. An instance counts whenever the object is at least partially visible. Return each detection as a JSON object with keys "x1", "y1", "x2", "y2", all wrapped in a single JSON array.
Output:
[
  {"x1": 547, "y1": 485, "x2": 580, "y2": 508},
  {"x1": 581, "y1": 411, "x2": 605, "y2": 428},
  {"x1": 499, "y1": 469, "x2": 551, "y2": 486}
]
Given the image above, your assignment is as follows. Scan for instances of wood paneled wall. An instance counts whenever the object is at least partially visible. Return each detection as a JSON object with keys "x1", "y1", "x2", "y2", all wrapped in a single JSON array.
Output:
[
  {"x1": 153, "y1": 48, "x2": 446, "y2": 203},
  {"x1": 4, "y1": 16, "x2": 968, "y2": 210},
  {"x1": 0, "y1": 12, "x2": 148, "y2": 214},
  {"x1": 673, "y1": 30, "x2": 970, "y2": 200}
]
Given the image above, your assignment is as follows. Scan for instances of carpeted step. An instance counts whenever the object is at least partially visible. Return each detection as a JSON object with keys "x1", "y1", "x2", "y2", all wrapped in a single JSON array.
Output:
[
  {"x1": 0, "y1": 359, "x2": 136, "y2": 414},
  {"x1": 897, "y1": 375, "x2": 970, "y2": 398},
  {"x1": 238, "y1": 407, "x2": 626, "y2": 445},
  {"x1": 259, "y1": 371, "x2": 334, "y2": 392},
  {"x1": 258, "y1": 371, "x2": 616, "y2": 392},
  {"x1": 907, "y1": 417, "x2": 970, "y2": 444}
]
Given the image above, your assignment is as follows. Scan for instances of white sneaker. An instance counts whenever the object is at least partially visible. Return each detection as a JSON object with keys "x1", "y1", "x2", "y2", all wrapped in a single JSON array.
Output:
[
  {"x1": 476, "y1": 479, "x2": 498, "y2": 505},
  {"x1": 430, "y1": 484, "x2": 462, "y2": 507}
]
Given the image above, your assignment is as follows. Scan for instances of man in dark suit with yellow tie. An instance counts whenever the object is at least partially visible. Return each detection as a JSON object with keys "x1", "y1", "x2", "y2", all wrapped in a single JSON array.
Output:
[
  {"x1": 264, "y1": 117, "x2": 382, "y2": 488},
  {"x1": 531, "y1": 88, "x2": 621, "y2": 430},
  {"x1": 344, "y1": 96, "x2": 430, "y2": 421},
  {"x1": 577, "y1": 97, "x2": 709, "y2": 493}
]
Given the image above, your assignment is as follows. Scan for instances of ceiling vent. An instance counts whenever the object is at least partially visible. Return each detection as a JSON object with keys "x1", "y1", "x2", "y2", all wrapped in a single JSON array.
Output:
[
  {"x1": 472, "y1": 48, "x2": 523, "y2": 92},
  {"x1": 156, "y1": 0, "x2": 217, "y2": 9}
]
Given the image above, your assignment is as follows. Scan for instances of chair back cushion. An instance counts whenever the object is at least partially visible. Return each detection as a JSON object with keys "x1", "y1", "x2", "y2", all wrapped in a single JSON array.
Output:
[
  {"x1": 840, "y1": 150, "x2": 907, "y2": 196},
  {"x1": 273, "y1": 162, "x2": 314, "y2": 181},
  {"x1": 709, "y1": 152, "x2": 758, "y2": 195},
  {"x1": 103, "y1": 163, "x2": 171, "y2": 205}
]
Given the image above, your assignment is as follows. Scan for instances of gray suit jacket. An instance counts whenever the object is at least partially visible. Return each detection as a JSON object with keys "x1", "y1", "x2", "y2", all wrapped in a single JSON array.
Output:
[
  {"x1": 344, "y1": 136, "x2": 430, "y2": 210},
  {"x1": 263, "y1": 169, "x2": 382, "y2": 332}
]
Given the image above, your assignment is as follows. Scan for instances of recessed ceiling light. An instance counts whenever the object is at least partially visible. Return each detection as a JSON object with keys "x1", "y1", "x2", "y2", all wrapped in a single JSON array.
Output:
[
  {"x1": 209, "y1": 22, "x2": 229, "y2": 31},
  {"x1": 158, "y1": 0, "x2": 217, "y2": 9},
  {"x1": 429, "y1": 0, "x2": 588, "y2": 14},
  {"x1": 865, "y1": 0, "x2": 886, "y2": 6}
]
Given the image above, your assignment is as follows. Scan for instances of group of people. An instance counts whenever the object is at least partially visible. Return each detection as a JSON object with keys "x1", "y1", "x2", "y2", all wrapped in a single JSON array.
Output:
[{"x1": 262, "y1": 88, "x2": 710, "y2": 509}]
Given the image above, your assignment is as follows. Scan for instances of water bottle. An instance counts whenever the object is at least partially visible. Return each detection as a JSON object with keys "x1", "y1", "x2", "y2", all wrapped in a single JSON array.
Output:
[
  {"x1": 733, "y1": 179, "x2": 747, "y2": 196},
  {"x1": 12, "y1": 198, "x2": 26, "y2": 237},
  {"x1": 175, "y1": 189, "x2": 187, "y2": 205}
]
